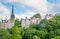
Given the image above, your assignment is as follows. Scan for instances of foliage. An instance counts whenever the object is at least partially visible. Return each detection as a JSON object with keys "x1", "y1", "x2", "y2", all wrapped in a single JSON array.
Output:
[
  {"x1": 0, "y1": 15, "x2": 60, "y2": 39},
  {"x1": 14, "y1": 18, "x2": 22, "y2": 27},
  {"x1": 31, "y1": 13, "x2": 41, "y2": 18},
  {"x1": 33, "y1": 35, "x2": 41, "y2": 39},
  {"x1": 0, "y1": 29, "x2": 12, "y2": 39},
  {"x1": 11, "y1": 26, "x2": 22, "y2": 39}
]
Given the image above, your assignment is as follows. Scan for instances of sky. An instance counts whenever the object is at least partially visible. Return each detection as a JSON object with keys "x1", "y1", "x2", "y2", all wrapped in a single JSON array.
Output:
[{"x1": 0, "y1": 0, "x2": 60, "y2": 19}]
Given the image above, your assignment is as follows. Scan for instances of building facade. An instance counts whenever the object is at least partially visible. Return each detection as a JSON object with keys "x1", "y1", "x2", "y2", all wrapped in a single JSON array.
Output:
[
  {"x1": 0, "y1": 5, "x2": 15, "y2": 29},
  {"x1": 21, "y1": 17, "x2": 40, "y2": 28},
  {"x1": 31, "y1": 17, "x2": 40, "y2": 24},
  {"x1": 45, "y1": 14, "x2": 53, "y2": 20},
  {"x1": 21, "y1": 17, "x2": 31, "y2": 28}
]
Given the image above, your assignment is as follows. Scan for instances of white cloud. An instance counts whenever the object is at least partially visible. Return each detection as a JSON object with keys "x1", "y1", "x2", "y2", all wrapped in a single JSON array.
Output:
[
  {"x1": 3, "y1": 0, "x2": 59, "y2": 19},
  {"x1": 15, "y1": 11, "x2": 36, "y2": 19},
  {"x1": 47, "y1": 0, "x2": 60, "y2": 14},
  {"x1": 15, "y1": 11, "x2": 47, "y2": 19},
  {"x1": 5, "y1": 0, "x2": 48, "y2": 12},
  {"x1": 22, "y1": 0, "x2": 48, "y2": 11},
  {"x1": 4, "y1": 0, "x2": 49, "y2": 19},
  {"x1": 0, "y1": 3, "x2": 10, "y2": 19}
]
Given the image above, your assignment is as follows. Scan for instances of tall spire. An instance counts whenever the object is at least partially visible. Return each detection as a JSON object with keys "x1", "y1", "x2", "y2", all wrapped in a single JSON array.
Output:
[
  {"x1": 12, "y1": 5, "x2": 14, "y2": 15},
  {"x1": 10, "y1": 5, "x2": 15, "y2": 20}
]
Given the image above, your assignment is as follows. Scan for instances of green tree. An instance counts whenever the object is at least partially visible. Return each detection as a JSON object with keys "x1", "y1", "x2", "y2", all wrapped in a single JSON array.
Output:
[
  {"x1": 14, "y1": 18, "x2": 22, "y2": 27},
  {"x1": 55, "y1": 29, "x2": 60, "y2": 36},
  {"x1": 48, "y1": 31, "x2": 56, "y2": 39},
  {"x1": 51, "y1": 36, "x2": 60, "y2": 39},
  {"x1": 33, "y1": 35, "x2": 41, "y2": 39},
  {"x1": 22, "y1": 28, "x2": 35, "y2": 39},
  {"x1": 11, "y1": 26, "x2": 22, "y2": 39},
  {"x1": 31, "y1": 13, "x2": 41, "y2": 18},
  {"x1": 35, "y1": 30, "x2": 47, "y2": 39},
  {"x1": 30, "y1": 23, "x2": 36, "y2": 28},
  {"x1": 0, "y1": 29, "x2": 12, "y2": 39}
]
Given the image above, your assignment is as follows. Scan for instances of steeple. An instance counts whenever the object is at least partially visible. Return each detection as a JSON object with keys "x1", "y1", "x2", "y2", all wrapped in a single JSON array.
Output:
[
  {"x1": 10, "y1": 5, "x2": 15, "y2": 21},
  {"x1": 12, "y1": 5, "x2": 14, "y2": 15}
]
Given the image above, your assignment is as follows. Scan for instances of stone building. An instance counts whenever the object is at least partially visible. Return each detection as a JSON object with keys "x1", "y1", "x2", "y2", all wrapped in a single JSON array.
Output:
[
  {"x1": 31, "y1": 16, "x2": 40, "y2": 24},
  {"x1": 0, "y1": 5, "x2": 15, "y2": 29},
  {"x1": 45, "y1": 14, "x2": 53, "y2": 20},
  {"x1": 21, "y1": 17, "x2": 31, "y2": 28},
  {"x1": 21, "y1": 17, "x2": 40, "y2": 28}
]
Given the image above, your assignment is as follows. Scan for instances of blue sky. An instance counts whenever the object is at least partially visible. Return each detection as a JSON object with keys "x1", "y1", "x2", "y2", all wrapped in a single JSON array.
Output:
[{"x1": 0, "y1": 0, "x2": 60, "y2": 19}]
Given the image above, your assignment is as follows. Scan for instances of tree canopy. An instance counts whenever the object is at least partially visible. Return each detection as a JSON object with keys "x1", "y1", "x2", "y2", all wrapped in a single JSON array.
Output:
[{"x1": 0, "y1": 14, "x2": 60, "y2": 39}]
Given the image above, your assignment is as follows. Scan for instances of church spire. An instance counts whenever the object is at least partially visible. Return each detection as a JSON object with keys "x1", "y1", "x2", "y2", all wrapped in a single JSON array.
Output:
[
  {"x1": 12, "y1": 5, "x2": 14, "y2": 15},
  {"x1": 10, "y1": 5, "x2": 15, "y2": 21}
]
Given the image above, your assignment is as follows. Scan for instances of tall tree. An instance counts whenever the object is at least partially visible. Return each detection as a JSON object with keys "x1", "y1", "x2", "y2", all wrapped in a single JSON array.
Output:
[{"x1": 31, "y1": 13, "x2": 41, "y2": 18}]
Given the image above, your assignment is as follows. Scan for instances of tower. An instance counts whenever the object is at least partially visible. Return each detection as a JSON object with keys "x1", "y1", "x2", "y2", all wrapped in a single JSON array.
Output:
[{"x1": 10, "y1": 5, "x2": 15, "y2": 22}]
